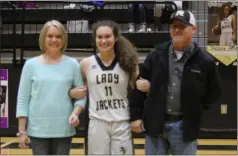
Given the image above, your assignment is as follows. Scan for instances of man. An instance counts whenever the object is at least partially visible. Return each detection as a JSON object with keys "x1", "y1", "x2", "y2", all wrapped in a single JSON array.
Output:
[{"x1": 130, "y1": 10, "x2": 222, "y2": 155}]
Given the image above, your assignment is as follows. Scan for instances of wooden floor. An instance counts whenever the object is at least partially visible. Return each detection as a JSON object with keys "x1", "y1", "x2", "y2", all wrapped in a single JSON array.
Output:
[{"x1": 1, "y1": 137, "x2": 237, "y2": 155}]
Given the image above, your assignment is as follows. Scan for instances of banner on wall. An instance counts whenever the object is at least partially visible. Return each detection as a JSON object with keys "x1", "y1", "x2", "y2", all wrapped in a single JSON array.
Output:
[
  {"x1": 0, "y1": 69, "x2": 8, "y2": 128},
  {"x1": 207, "y1": 1, "x2": 237, "y2": 66}
]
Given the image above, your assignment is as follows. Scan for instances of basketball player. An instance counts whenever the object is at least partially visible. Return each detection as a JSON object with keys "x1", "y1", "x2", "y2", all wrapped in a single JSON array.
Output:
[
  {"x1": 214, "y1": 3, "x2": 236, "y2": 46},
  {"x1": 69, "y1": 20, "x2": 139, "y2": 155},
  {"x1": 0, "y1": 86, "x2": 6, "y2": 117}
]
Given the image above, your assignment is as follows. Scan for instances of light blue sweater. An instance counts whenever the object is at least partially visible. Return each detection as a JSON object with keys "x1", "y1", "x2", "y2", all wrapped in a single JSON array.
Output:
[{"x1": 16, "y1": 55, "x2": 86, "y2": 138}]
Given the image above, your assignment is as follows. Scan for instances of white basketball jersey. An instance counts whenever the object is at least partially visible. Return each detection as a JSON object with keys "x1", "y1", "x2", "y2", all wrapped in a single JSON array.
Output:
[
  {"x1": 221, "y1": 15, "x2": 233, "y2": 33},
  {"x1": 85, "y1": 55, "x2": 130, "y2": 122}
]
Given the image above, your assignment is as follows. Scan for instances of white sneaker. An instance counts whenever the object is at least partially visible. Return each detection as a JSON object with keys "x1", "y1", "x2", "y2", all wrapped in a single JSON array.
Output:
[
  {"x1": 128, "y1": 23, "x2": 135, "y2": 33},
  {"x1": 147, "y1": 28, "x2": 152, "y2": 32},
  {"x1": 138, "y1": 23, "x2": 146, "y2": 33},
  {"x1": 64, "y1": 3, "x2": 76, "y2": 9}
]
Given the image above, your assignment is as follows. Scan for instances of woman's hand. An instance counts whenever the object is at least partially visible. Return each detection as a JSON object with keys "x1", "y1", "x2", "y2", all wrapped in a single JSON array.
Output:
[
  {"x1": 18, "y1": 133, "x2": 30, "y2": 149},
  {"x1": 136, "y1": 77, "x2": 150, "y2": 93},
  {"x1": 68, "y1": 113, "x2": 80, "y2": 127}
]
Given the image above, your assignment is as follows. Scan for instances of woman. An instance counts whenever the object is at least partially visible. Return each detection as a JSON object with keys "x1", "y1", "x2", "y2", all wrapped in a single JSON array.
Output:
[
  {"x1": 70, "y1": 20, "x2": 139, "y2": 155},
  {"x1": 212, "y1": 3, "x2": 236, "y2": 46},
  {"x1": 0, "y1": 86, "x2": 6, "y2": 117},
  {"x1": 16, "y1": 20, "x2": 87, "y2": 155}
]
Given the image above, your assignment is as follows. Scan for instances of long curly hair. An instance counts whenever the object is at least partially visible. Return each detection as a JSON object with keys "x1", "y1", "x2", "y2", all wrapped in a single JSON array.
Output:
[
  {"x1": 219, "y1": 3, "x2": 232, "y2": 19},
  {"x1": 92, "y1": 20, "x2": 138, "y2": 77}
]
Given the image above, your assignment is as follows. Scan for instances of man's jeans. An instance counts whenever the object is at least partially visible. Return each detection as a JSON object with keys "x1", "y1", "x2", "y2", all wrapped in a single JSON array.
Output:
[{"x1": 145, "y1": 120, "x2": 197, "y2": 155}]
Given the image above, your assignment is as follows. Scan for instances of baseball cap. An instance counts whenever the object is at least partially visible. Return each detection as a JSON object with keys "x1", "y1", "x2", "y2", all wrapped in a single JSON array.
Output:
[{"x1": 170, "y1": 10, "x2": 196, "y2": 26}]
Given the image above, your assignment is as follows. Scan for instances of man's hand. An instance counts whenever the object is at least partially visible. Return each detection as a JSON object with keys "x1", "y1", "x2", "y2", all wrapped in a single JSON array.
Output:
[{"x1": 131, "y1": 119, "x2": 145, "y2": 133}]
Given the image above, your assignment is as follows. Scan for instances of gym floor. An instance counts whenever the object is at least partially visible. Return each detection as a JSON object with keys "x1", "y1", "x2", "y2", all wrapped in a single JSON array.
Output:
[{"x1": 1, "y1": 137, "x2": 237, "y2": 155}]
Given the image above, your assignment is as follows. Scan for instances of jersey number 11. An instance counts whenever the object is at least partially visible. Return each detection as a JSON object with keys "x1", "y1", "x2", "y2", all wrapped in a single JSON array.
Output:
[{"x1": 105, "y1": 86, "x2": 112, "y2": 96}]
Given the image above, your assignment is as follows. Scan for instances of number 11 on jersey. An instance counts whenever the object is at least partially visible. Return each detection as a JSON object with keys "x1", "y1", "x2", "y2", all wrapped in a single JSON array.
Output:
[{"x1": 105, "y1": 86, "x2": 112, "y2": 96}]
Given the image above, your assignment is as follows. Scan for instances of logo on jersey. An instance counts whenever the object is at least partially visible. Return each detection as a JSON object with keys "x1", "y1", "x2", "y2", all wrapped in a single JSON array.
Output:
[
  {"x1": 120, "y1": 146, "x2": 126, "y2": 155},
  {"x1": 91, "y1": 64, "x2": 97, "y2": 69}
]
